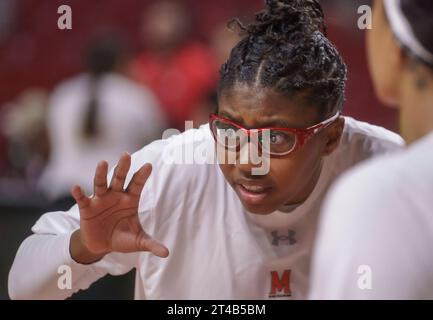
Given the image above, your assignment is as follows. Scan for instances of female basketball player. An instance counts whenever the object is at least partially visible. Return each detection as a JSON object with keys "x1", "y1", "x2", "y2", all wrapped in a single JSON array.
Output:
[
  {"x1": 310, "y1": 0, "x2": 433, "y2": 299},
  {"x1": 9, "y1": 0, "x2": 403, "y2": 299}
]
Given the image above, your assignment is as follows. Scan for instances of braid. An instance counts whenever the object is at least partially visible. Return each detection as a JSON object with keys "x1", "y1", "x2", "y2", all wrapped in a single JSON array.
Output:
[{"x1": 219, "y1": 0, "x2": 347, "y2": 119}]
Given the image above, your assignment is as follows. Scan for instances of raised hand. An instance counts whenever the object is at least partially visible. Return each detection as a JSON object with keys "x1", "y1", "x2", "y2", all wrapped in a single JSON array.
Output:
[{"x1": 70, "y1": 152, "x2": 169, "y2": 263}]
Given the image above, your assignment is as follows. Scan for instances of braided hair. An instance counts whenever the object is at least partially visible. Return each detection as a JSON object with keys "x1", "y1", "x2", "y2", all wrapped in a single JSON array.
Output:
[{"x1": 219, "y1": 0, "x2": 347, "y2": 119}]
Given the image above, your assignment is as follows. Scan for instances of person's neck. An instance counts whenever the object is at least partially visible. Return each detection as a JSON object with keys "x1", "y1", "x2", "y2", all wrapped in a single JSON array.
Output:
[{"x1": 284, "y1": 160, "x2": 324, "y2": 206}]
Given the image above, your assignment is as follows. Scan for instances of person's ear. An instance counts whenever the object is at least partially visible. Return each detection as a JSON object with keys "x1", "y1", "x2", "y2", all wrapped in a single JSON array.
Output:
[{"x1": 322, "y1": 117, "x2": 345, "y2": 156}]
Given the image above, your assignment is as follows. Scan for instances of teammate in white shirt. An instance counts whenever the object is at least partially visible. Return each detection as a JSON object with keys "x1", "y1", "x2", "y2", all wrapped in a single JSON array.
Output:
[
  {"x1": 309, "y1": 0, "x2": 433, "y2": 299},
  {"x1": 39, "y1": 36, "x2": 166, "y2": 203},
  {"x1": 9, "y1": 0, "x2": 404, "y2": 300}
]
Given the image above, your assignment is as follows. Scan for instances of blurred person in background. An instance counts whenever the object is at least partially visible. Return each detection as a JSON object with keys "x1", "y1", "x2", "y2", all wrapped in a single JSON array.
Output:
[
  {"x1": 129, "y1": 0, "x2": 218, "y2": 130},
  {"x1": 0, "y1": 89, "x2": 49, "y2": 194},
  {"x1": 193, "y1": 21, "x2": 243, "y2": 123},
  {"x1": 309, "y1": 0, "x2": 433, "y2": 299},
  {"x1": 38, "y1": 34, "x2": 166, "y2": 210},
  {"x1": 200, "y1": 21, "x2": 241, "y2": 117}
]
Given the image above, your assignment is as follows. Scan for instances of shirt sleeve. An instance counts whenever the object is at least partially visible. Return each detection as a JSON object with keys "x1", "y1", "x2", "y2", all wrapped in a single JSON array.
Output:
[
  {"x1": 308, "y1": 160, "x2": 433, "y2": 299},
  {"x1": 8, "y1": 140, "x2": 166, "y2": 300},
  {"x1": 8, "y1": 126, "x2": 210, "y2": 300}
]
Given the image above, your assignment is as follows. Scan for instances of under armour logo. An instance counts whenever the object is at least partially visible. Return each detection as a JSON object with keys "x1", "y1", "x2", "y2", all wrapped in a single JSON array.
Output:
[{"x1": 271, "y1": 230, "x2": 296, "y2": 246}]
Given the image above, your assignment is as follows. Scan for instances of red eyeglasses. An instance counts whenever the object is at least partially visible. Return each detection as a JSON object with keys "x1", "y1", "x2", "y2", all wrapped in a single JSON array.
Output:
[{"x1": 209, "y1": 112, "x2": 340, "y2": 156}]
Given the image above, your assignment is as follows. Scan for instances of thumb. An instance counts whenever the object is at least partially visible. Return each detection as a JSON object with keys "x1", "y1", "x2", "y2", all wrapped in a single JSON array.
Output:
[{"x1": 138, "y1": 233, "x2": 170, "y2": 258}]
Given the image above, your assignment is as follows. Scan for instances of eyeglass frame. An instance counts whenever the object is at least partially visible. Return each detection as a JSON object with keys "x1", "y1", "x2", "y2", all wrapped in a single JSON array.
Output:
[{"x1": 209, "y1": 111, "x2": 341, "y2": 156}]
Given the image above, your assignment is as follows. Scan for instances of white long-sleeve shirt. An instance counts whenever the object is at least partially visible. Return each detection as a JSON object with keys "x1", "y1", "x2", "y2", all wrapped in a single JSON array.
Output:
[
  {"x1": 309, "y1": 132, "x2": 433, "y2": 299},
  {"x1": 9, "y1": 119, "x2": 404, "y2": 300}
]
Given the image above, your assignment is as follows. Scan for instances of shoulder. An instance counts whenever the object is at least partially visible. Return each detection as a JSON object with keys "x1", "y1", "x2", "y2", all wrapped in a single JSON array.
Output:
[
  {"x1": 325, "y1": 147, "x2": 406, "y2": 212},
  {"x1": 101, "y1": 73, "x2": 159, "y2": 105},
  {"x1": 331, "y1": 131, "x2": 433, "y2": 208},
  {"x1": 341, "y1": 116, "x2": 405, "y2": 154},
  {"x1": 330, "y1": 117, "x2": 405, "y2": 170},
  {"x1": 128, "y1": 124, "x2": 223, "y2": 225},
  {"x1": 130, "y1": 124, "x2": 214, "y2": 169},
  {"x1": 127, "y1": 124, "x2": 218, "y2": 199},
  {"x1": 50, "y1": 74, "x2": 89, "y2": 102}
]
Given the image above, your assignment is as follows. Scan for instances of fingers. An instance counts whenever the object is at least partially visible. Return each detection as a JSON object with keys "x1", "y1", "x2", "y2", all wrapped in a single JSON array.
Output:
[
  {"x1": 126, "y1": 163, "x2": 152, "y2": 197},
  {"x1": 93, "y1": 161, "x2": 108, "y2": 197},
  {"x1": 139, "y1": 235, "x2": 170, "y2": 258},
  {"x1": 110, "y1": 152, "x2": 131, "y2": 192},
  {"x1": 71, "y1": 185, "x2": 91, "y2": 211},
  {"x1": 119, "y1": 219, "x2": 170, "y2": 257}
]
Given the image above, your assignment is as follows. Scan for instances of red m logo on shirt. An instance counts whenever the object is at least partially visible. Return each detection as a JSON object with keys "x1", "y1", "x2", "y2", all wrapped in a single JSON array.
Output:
[{"x1": 269, "y1": 270, "x2": 291, "y2": 298}]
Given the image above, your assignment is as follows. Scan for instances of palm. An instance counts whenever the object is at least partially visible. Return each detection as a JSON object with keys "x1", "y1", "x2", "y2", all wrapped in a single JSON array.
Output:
[
  {"x1": 71, "y1": 153, "x2": 169, "y2": 258},
  {"x1": 80, "y1": 191, "x2": 143, "y2": 254}
]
